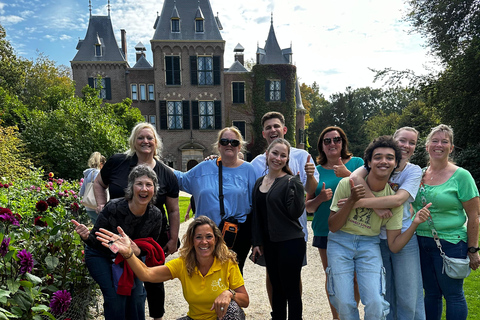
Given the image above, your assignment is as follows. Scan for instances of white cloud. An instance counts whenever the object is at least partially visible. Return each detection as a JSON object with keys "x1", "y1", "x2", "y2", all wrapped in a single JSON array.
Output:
[
  {"x1": 0, "y1": 15, "x2": 24, "y2": 25},
  {"x1": 59, "y1": 34, "x2": 71, "y2": 41}
]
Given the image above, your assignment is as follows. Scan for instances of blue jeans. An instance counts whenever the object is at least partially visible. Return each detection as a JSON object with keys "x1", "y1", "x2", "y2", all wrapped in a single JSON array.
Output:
[
  {"x1": 380, "y1": 236, "x2": 425, "y2": 320},
  {"x1": 417, "y1": 236, "x2": 468, "y2": 320},
  {"x1": 326, "y1": 230, "x2": 389, "y2": 320},
  {"x1": 85, "y1": 247, "x2": 146, "y2": 320},
  {"x1": 86, "y1": 209, "x2": 98, "y2": 225}
]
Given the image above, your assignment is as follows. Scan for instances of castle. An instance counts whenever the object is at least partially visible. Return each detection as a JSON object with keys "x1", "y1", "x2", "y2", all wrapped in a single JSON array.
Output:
[{"x1": 71, "y1": 0, "x2": 305, "y2": 170}]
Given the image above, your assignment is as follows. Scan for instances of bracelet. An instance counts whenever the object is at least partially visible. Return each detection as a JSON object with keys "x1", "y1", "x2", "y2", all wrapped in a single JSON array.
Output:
[{"x1": 122, "y1": 249, "x2": 134, "y2": 260}]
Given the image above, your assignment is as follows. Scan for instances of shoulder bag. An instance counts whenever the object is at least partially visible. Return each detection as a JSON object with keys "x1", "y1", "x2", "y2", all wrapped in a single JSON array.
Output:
[{"x1": 81, "y1": 170, "x2": 109, "y2": 210}]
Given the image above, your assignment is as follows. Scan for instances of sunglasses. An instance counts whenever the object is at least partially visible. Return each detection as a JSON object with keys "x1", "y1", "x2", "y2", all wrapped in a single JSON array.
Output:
[
  {"x1": 219, "y1": 138, "x2": 240, "y2": 147},
  {"x1": 323, "y1": 136, "x2": 342, "y2": 145}
]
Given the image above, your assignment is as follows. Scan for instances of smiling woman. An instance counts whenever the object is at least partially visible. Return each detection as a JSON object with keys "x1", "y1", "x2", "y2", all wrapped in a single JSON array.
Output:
[{"x1": 71, "y1": 165, "x2": 164, "y2": 320}]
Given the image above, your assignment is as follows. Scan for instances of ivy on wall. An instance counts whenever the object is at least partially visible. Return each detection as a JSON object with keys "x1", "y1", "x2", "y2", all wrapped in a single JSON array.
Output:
[{"x1": 250, "y1": 64, "x2": 297, "y2": 157}]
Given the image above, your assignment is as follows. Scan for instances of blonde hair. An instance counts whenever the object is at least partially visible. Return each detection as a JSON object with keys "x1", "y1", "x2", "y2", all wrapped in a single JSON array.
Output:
[
  {"x1": 211, "y1": 126, "x2": 246, "y2": 154},
  {"x1": 179, "y1": 216, "x2": 237, "y2": 277},
  {"x1": 125, "y1": 122, "x2": 163, "y2": 158},
  {"x1": 87, "y1": 152, "x2": 106, "y2": 169},
  {"x1": 425, "y1": 124, "x2": 454, "y2": 147},
  {"x1": 393, "y1": 126, "x2": 419, "y2": 140}
]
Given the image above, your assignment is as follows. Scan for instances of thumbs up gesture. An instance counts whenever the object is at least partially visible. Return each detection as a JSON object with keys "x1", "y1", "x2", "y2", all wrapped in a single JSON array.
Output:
[
  {"x1": 349, "y1": 178, "x2": 365, "y2": 202},
  {"x1": 318, "y1": 182, "x2": 333, "y2": 203},
  {"x1": 333, "y1": 157, "x2": 351, "y2": 178},
  {"x1": 304, "y1": 154, "x2": 315, "y2": 177}
]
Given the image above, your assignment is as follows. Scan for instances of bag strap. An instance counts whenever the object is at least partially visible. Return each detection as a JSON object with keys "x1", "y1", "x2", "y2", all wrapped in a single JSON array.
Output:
[
  {"x1": 420, "y1": 168, "x2": 445, "y2": 257},
  {"x1": 218, "y1": 159, "x2": 225, "y2": 218}
]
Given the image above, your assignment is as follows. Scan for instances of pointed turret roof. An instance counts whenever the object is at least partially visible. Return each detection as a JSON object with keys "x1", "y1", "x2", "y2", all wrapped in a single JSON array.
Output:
[
  {"x1": 152, "y1": 0, "x2": 223, "y2": 41},
  {"x1": 257, "y1": 15, "x2": 290, "y2": 65},
  {"x1": 73, "y1": 15, "x2": 126, "y2": 63},
  {"x1": 226, "y1": 60, "x2": 248, "y2": 73},
  {"x1": 295, "y1": 79, "x2": 305, "y2": 111}
]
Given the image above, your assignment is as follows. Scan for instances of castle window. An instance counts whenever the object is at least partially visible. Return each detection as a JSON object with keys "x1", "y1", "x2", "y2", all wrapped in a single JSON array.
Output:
[
  {"x1": 95, "y1": 44, "x2": 102, "y2": 57},
  {"x1": 131, "y1": 84, "x2": 138, "y2": 101},
  {"x1": 199, "y1": 101, "x2": 214, "y2": 129},
  {"x1": 165, "y1": 56, "x2": 181, "y2": 85},
  {"x1": 265, "y1": 80, "x2": 286, "y2": 102},
  {"x1": 149, "y1": 115, "x2": 156, "y2": 127},
  {"x1": 198, "y1": 56, "x2": 213, "y2": 85},
  {"x1": 148, "y1": 84, "x2": 154, "y2": 100},
  {"x1": 232, "y1": 121, "x2": 246, "y2": 140},
  {"x1": 167, "y1": 101, "x2": 183, "y2": 129},
  {"x1": 232, "y1": 82, "x2": 245, "y2": 103},
  {"x1": 171, "y1": 19, "x2": 180, "y2": 32},
  {"x1": 195, "y1": 19, "x2": 204, "y2": 33},
  {"x1": 88, "y1": 77, "x2": 111, "y2": 100},
  {"x1": 139, "y1": 84, "x2": 146, "y2": 101}
]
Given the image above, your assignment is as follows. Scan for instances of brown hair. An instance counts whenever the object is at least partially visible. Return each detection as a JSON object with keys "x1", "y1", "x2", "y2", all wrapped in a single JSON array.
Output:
[
  {"x1": 179, "y1": 216, "x2": 237, "y2": 277},
  {"x1": 316, "y1": 126, "x2": 352, "y2": 165},
  {"x1": 261, "y1": 111, "x2": 285, "y2": 127},
  {"x1": 266, "y1": 138, "x2": 293, "y2": 175}
]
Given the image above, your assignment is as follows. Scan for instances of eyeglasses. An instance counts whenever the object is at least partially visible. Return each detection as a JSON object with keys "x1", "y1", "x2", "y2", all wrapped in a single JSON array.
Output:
[
  {"x1": 323, "y1": 136, "x2": 342, "y2": 145},
  {"x1": 219, "y1": 138, "x2": 240, "y2": 147}
]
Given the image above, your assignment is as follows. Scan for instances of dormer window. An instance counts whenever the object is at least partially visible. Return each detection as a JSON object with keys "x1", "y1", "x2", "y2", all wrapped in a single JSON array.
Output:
[
  {"x1": 95, "y1": 33, "x2": 102, "y2": 57},
  {"x1": 95, "y1": 44, "x2": 102, "y2": 57},
  {"x1": 195, "y1": 19, "x2": 204, "y2": 33},
  {"x1": 171, "y1": 18, "x2": 180, "y2": 32}
]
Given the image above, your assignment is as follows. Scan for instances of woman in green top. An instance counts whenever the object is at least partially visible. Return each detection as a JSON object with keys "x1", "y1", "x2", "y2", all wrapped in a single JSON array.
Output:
[
  {"x1": 306, "y1": 126, "x2": 363, "y2": 319},
  {"x1": 412, "y1": 124, "x2": 480, "y2": 320}
]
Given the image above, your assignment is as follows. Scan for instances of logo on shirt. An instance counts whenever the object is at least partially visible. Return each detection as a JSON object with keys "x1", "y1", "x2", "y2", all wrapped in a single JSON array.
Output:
[
  {"x1": 388, "y1": 181, "x2": 400, "y2": 192},
  {"x1": 211, "y1": 278, "x2": 227, "y2": 292}
]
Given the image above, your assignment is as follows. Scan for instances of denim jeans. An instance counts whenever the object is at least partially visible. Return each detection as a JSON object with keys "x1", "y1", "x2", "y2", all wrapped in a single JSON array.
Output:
[
  {"x1": 380, "y1": 236, "x2": 425, "y2": 320},
  {"x1": 417, "y1": 236, "x2": 468, "y2": 320},
  {"x1": 86, "y1": 209, "x2": 98, "y2": 225},
  {"x1": 326, "y1": 230, "x2": 389, "y2": 320},
  {"x1": 85, "y1": 246, "x2": 146, "y2": 320}
]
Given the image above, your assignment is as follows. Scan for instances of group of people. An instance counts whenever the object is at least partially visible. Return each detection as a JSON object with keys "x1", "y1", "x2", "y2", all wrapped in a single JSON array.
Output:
[{"x1": 72, "y1": 112, "x2": 479, "y2": 320}]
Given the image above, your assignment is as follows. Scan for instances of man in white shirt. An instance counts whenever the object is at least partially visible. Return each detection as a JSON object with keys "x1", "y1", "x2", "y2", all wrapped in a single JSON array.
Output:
[{"x1": 251, "y1": 111, "x2": 318, "y2": 305}]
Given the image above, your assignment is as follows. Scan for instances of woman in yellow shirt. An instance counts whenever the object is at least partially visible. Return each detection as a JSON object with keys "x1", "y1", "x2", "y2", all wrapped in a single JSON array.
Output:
[{"x1": 95, "y1": 216, "x2": 249, "y2": 320}]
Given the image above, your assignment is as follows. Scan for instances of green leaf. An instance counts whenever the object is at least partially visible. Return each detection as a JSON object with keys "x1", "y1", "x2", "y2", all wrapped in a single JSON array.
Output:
[
  {"x1": 49, "y1": 225, "x2": 61, "y2": 236},
  {"x1": 45, "y1": 255, "x2": 59, "y2": 269},
  {"x1": 12, "y1": 291, "x2": 32, "y2": 311},
  {"x1": 6, "y1": 278, "x2": 20, "y2": 294},
  {"x1": 41, "y1": 310, "x2": 56, "y2": 320},
  {"x1": 0, "y1": 307, "x2": 20, "y2": 318},
  {"x1": 4, "y1": 250, "x2": 15, "y2": 262},
  {"x1": 31, "y1": 304, "x2": 49, "y2": 312},
  {"x1": 0, "y1": 289, "x2": 10, "y2": 300},
  {"x1": 18, "y1": 280, "x2": 33, "y2": 288},
  {"x1": 25, "y1": 273, "x2": 42, "y2": 285},
  {"x1": 43, "y1": 216, "x2": 54, "y2": 227}
]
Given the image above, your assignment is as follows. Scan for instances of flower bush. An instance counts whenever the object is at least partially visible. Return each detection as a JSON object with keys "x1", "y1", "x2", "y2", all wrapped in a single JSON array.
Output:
[{"x1": 0, "y1": 169, "x2": 95, "y2": 319}]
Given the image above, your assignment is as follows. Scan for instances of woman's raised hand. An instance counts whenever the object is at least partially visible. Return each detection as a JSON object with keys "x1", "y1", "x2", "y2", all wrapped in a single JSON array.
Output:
[
  {"x1": 71, "y1": 220, "x2": 90, "y2": 241},
  {"x1": 95, "y1": 226, "x2": 132, "y2": 255}
]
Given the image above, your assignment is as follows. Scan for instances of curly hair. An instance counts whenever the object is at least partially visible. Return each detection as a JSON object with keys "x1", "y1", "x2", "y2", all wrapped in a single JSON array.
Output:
[
  {"x1": 179, "y1": 216, "x2": 237, "y2": 277},
  {"x1": 363, "y1": 135, "x2": 401, "y2": 177},
  {"x1": 316, "y1": 126, "x2": 352, "y2": 165},
  {"x1": 125, "y1": 122, "x2": 163, "y2": 159},
  {"x1": 124, "y1": 165, "x2": 158, "y2": 204}
]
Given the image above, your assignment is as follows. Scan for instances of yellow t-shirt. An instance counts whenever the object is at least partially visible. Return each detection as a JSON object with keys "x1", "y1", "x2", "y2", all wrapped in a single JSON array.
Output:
[
  {"x1": 166, "y1": 256, "x2": 244, "y2": 320},
  {"x1": 330, "y1": 177, "x2": 403, "y2": 236}
]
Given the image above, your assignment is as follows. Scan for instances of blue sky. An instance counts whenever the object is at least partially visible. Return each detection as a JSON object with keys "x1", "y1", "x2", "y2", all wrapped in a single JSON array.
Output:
[{"x1": 0, "y1": 0, "x2": 437, "y2": 98}]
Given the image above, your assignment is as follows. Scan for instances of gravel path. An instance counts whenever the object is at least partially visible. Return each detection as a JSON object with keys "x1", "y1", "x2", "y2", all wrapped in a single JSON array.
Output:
[{"x1": 160, "y1": 220, "x2": 365, "y2": 319}]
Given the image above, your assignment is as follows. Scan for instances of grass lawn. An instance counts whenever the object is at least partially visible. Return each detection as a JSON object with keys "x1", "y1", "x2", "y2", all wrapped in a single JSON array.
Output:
[{"x1": 178, "y1": 196, "x2": 191, "y2": 223}]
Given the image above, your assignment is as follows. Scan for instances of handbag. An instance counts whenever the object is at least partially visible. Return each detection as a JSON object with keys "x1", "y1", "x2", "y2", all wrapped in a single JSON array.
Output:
[{"x1": 81, "y1": 170, "x2": 109, "y2": 210}]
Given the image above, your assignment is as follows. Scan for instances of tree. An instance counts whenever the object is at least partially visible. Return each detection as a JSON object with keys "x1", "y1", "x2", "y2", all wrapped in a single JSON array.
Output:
[
  {"x1": 0, "y1": 123, "x2": 32, "y2": 180},
  {"x1": 406, "y1": 0, "x2": 480, "y2": 62}
]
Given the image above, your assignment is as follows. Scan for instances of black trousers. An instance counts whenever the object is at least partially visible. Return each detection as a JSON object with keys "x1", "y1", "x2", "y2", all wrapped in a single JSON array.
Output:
[{"x1": 264, "y1": 237, "x2": 305, "y2": 320}]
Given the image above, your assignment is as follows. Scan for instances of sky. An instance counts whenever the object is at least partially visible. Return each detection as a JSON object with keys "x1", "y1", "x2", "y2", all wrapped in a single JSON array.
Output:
[{"x1": 0, "y1": 0, "x2": 438, "y2": 98}]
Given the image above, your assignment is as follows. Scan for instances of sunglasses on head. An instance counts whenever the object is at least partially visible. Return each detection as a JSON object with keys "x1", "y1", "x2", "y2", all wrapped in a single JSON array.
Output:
[
  {"x1": 323, "y1": 136, "x2": 342, "y2": 145},
  {"x1": 219, "y1": 138, "x2": 240, "y2": 147}
]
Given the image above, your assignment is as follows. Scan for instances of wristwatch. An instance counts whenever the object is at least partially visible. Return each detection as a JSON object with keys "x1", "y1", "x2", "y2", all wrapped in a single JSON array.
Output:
[
  {"x1": 468, "y1": 247, "x2": 480, "y2": 253},
  {"x1": 228, "y1": 288, "x2": 236, "y2": 298}
]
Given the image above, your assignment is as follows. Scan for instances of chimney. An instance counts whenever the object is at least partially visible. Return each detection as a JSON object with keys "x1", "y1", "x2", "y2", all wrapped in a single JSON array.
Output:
[
  {"x1": 121, "y1": 29, "x2": 127, "y2": 57},
  {"x1": 233, "y1": 43, "x2": 245, "y2": 66},
  {"x1": 136, "y1": 52, "x2": 146, "y2": 62}
]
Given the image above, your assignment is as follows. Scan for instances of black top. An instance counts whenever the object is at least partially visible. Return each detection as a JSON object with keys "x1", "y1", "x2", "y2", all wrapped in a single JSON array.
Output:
[
  {"x1": 85, "y1": 198, "x2": 163, "y2": 256},
  {"x1": 100, "y1": 153, "x2": 179, "y2": 217},
  {"x1": 252, "y1": 175, "x2": 305, "y2": 245}
]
